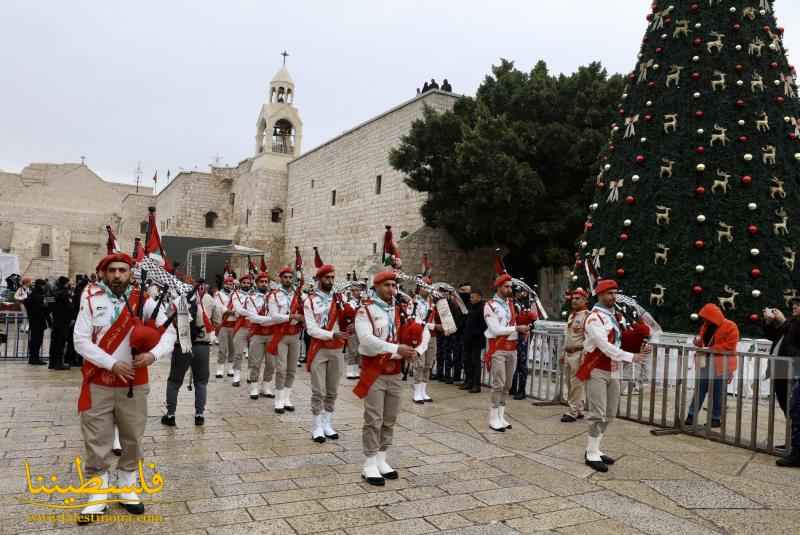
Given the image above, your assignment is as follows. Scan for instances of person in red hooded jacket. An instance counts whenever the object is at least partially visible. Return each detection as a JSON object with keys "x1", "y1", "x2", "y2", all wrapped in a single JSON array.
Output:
[{"x1": 685, "y1": 303, "x2": 740, "y2": 428}]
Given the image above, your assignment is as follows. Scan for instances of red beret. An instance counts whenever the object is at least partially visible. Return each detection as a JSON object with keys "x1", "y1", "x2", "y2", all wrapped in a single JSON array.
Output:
[
  {"x1": 315, "y1": 264, "x2": 335, "y2": 278},
  {"x1": 279, "y1": 266, "x2": 293, "y2": 276},
  {"x1": 373, "y1": 271, "x2": 397, "y2": 285},
  {"x1": 96, "y1": 252, "x2": 134, "y2": 273},
  {"x1": 239, "y1": 274, "x2": 252, "y2": 283},
  {"x1": 494, "y1": 273, "x2": 512, "y2": 288},
  {"x1": 594, "y1": 279, "x2": 619, "y2": 295},
  {"x1": 223, "y1": 276, "x2": 235, "y2": 284},
  {"x1": 255, "y1": 271, "x2": 270, "y2": 282},
  {"x1": 570, "y1": 287, "x2": 588, "y2": 299}
]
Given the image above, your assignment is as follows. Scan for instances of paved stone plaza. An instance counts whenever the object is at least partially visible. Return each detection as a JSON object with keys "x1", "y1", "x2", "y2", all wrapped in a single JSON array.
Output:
[{"x1": 2, "y1": 359, "x2": 800, "y2": 534}]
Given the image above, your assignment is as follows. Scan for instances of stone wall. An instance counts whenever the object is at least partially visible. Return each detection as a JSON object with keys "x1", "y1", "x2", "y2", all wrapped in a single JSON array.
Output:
[
  {"x1": 284, "y1": 90, "x2": 458, "y2": 272},
  {"x1": 152, "y1": 171, "x2": 234, "y2": 240}
]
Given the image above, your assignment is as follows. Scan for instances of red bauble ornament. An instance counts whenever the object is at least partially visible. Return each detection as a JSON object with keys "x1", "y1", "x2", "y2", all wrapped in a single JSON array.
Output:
[
  {"x1": 629, "y1": 73, "x2": 636, "y2": 81},
  {"x1": 735, "y1": 64, "x2": 744, "y2": 72},
  {"x1": 777, "y1": 96, "x2": 786, "y2": 104},
  {"x1": 691, "y1": 72, "x2": 701, "y2": 80},
  {"x1": 575, "y1": 259, "x2": 583, "y2": 267},
  {"x1": 696, "y1": 146, "x2": 705, "y2": 154},
  {"x1": 596, "y1": 181, "x2": 606, "y2": 189},
  {"x1": 619, "y1": 109, "x2": 626, "y2": 116},
  {"x1": 694, "y1": 240, "x2": 705, "y2": 250},
  {"x1": 733, "y1": 23, "x2": 741, "y2": 32},
  {"x1": 771, "y1": 62, "x2": 780, "y2": 69},
  {"x1": 695, "y1": 110, "x2": 705, "y2": 118},
  {"x1": 648, "y1": 81, "x2": 657, "y2": 89},
  {"x1": 741, "y1": 175, "x2": 753, "y2": 185},
  {"x1": 690, "y1": 3, "x2": 700, "y2": 13},
  {"x1": 620, "y1": 233, "x2": 629, "y2": 241},
  {"x1": 751, "y1": 268, "x2": 762, "y2": 279},
  {"x1": 763, "y1": 25, "x2": 772, "y2": 33},
  {"x1": 609, "y1": 144, "x2": 616, "y2": 152},
  {"x1": 738, "y1": 135, "x2": 749, "y2": 143},
  {"x1": 748, "y1": 224, "x2": 758, "y2": 235},
  {"x1": 656, "y1": 47, "x2": 663, "y2": 54},
  {"x1": 625, "y1": 195, "x2": 636, "y2": 205},
  {"x1": 736, "y1": 99, "x2": 746, "y2": 108},
  {"x1": 693, "y1": 37, "x2": 703, "y2": 47},
  {"x1": 635, "y1": 155, "x2": 646, "y2": 163},
  {"x1": 790, "y1": 133, "x2": 798, "y2": 140},
  {"x1": 644, "y1": 114, "x2": 653, "y2": 122},
  {"x1": 750, "y1": 313, "x2": 760, "y2": 322},
  {"x1": 616, "y1": 268, "x2": 626, "y2": 277},
  {"x1": 695, "y1": 186, "x2": 705, "y2": 196},
  {"x1": 584, "y1": 222, "x2": 593, "y2": 230},
  {"x1": 779, "y1": 27, "x2": 785, "y2": 35},
  {"x1": 692, "y1": 285, "x2": 703, "y2": 295}
]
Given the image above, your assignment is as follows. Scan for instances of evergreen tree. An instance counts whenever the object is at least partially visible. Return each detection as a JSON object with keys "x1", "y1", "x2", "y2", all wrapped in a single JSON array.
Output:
[{"x1": 570, "y1": 0, "x2": 800, "y2": 335}]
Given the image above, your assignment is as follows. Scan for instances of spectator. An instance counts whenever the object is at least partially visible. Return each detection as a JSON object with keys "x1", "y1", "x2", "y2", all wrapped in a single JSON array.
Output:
[
  {"x1": 65, "y1": 274, "x2": 89, "y2": 366},
  {"x1": 47, "y1": 276, "x2": 72, "y2": 370},
  {"x1": 510, "y1": 289, "x2": 536, "y2": 400},
  {"x1": 441, "y1": 79, "x2": 453, "y2": 92},
  {"x1": 14, "y1": 277, "x2": 32, "y2": 333},
  {"x1": 685, "y1": 304, "x2": 739, "y2": 428},
  {"x1": 448, "y1": 284, "x2": 470, "y2": 384},
  {"x1": 429, "y1": 78, "x2": 440, "y2": 90},
  {"x1": 24, "y1": 279, "x2": 50, "y2": 365},
  {"x1": 773, "y1": 301, "x2": 800, "y2": 467},
  {"x1": 762, "y1": 301, "x2": 800, "y2": 422},
  {"x1": 422, "y1": 81, "x2": 430, "y2": 93},
  {"x1": 462, "y1": 289, "x2": 486, "y2": 393},
  {"x1": 561, "y1": 289, "x2": 589, "y2": 421}
]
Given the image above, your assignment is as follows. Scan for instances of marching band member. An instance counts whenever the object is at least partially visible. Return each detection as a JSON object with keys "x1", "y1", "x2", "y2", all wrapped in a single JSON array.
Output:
[
  {"x1": 355, "y1": 270, "x2": 430, "y2": 486},
  {"x1": 411, "y1": 278, "x2": 442, "y2": 403},
  {"x1": 304, "y1": 251, "x2": 351, "y2": 442},
  {"x1": 229, "y1": 274, "x2": 254, "y2": 387},
  {"x1": 561, "y1": 288, "x2": 589, "y2": 422},
  {"x1": 213, "y1": 276, "x2": 236, "y2": 379},
  {"x1": 73, "y1": 252, "x2": 176, "y2": 523},
  {"x1": 238, "y1": 272, "x2": 275, "y2": 400},
  {"x1": 577, "y1": 279, "x2": 649, "y2": 472},
  {"x1": 484, "y1": 273, "x2": 529, "y2": 432},
  {"x1": 264, "y1": 266, "x2": 304, "y2": 413},
  {"x1": 345, "y1": 283, "x2": 364, "y2": 379}
]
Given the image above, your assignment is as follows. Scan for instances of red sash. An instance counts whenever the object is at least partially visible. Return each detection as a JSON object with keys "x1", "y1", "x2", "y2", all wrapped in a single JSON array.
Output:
[
  {"x1": 306, "y1": 294, "x2": 346, "y2": 371},
  {"x1": 575, "y1": 312, "x2": 615, "y2": 382},
  {"x1": 266, "y1": 291, "x2": 302, "y2": 355},
  {"x1": 197, "y1": 290, "x2": 216, "y2": 335},
  {"x1": 484, "y1": 298, "x2": 517, "y2": 372},
  {"x1": 249, "y1": 296, "x2": 274, "y2": 336},
  {"x1": 353, "y1": 305, "x2": 402, "y2": 399},
  {"x1": 77, "y1": 289, "x2": 149, "y2": 412}
]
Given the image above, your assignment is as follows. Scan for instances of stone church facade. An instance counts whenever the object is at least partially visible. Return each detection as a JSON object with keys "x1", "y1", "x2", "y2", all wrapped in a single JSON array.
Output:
[{"x1": 1, "y1": 64, "x2": 495, "y2": 293}]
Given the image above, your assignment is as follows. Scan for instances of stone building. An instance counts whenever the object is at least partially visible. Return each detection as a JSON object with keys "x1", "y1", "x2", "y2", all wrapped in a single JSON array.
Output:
[{"x1": 1, "y1": 63, "x2": 500, "y2": 299}]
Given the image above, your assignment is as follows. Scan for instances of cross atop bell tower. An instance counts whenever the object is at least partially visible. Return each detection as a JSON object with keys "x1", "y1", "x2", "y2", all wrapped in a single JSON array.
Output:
[{"x1": 254, "y1": 53, "x2": 303, "y2": 158}]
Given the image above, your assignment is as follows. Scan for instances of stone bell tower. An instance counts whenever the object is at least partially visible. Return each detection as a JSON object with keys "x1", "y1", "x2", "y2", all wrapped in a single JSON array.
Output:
[{"x1": 254, "y1": 57, "x2": 303, "y2": 162}]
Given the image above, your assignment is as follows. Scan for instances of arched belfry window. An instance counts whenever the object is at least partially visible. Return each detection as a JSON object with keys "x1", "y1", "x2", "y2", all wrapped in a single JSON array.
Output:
[
  {"x1": 204, "y1": 211, "x2": 218, "y2": 229},
  {"x1": 272, "y1": 119, "x2": 295, "y2": 154},
  {"x1": 257, "y1": 118, "x2": 268, "y2": 154}
]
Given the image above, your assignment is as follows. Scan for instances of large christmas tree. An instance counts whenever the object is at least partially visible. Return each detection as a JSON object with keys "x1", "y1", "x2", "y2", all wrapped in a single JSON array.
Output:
[{"x1": 570, "y1": 0, "x2": 800, "y2": 335}]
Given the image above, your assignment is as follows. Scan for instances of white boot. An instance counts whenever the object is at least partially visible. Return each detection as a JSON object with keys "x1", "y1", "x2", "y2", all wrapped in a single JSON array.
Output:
[
  {"x1": 499, "y1": 406, "x2": 512, "y2": 430},
  {"x1": 489, "y1": 407, "x2": 505, "y2": 432},
  {"x1": 346, "y1": 364, "x2": 356, "y2": 379},
  {"x1": 225, "y1": 363, "x2": 233, "y2": 377},
  {"x1": 232, "y1": 369, "x2": 241, "y2": 386},
  {"x1": 249, "y1": 382, "x2": 260, "y2": 399},
  {"x1": 413, "y1": 383, "x2": 424, "y2": 404},
  {"x1": 116, "y1": 469, "x2": 144, "y2": 514},
  {"x1": 376, "y1": 451, "x2": 398, "y2": 479},
  {"x1": 216, "y1": 365, "x2": 225, "y2": 378},
  {"x1": 352, "y1": 364, "x2": 361, "y2": 378},
  {"x1": 274, "y1": 389, "x2": 285, "y2": 414},
  {"x1": 422, "y1": 382, "x2": 432, "y2": 402},
  {"x1": 112, "y1": 425, "x2": 121, "y2": 455},
  {"x1": 585, "y1": 435, "x2": 608, "y2": 472},
  {"x1": 322, "y1": 411, "x2": 338, "y2": 439},
  {"x1": 361, "y1": 455, "x2": 384, "y2": 486},
  {"x1": 260, "y1": 380, "x2": 274, "y2": 398},
  {"x1": 284, "y1": 388, "x2": 294, "y2": 411},
  {"x1": 597, "y1": 433, "x2": 615, "y2": 465},
  {"x1": 311, "y1": 414, "x2": 326, "y2": 443},
  {"x1": 77, "y1": 471, "x2": 109, "y2": 522}
]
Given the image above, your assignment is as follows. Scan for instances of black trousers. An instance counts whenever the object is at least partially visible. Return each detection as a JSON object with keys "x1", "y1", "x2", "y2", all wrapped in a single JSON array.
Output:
[
  {"x1": 775, "y1": 378, "x2": 790, "y2": 417},
  {"x1": 166, "y1": 343, "x2": 210, "y2": 415},
  {"x1": 28, "y1": 322, "x2": 46, "y2": 363},
  {"x1": 450, "y1": 333, "x2": 464, "y2": 381},
  {"x1": 509, "y1": 338, "x2": 529, "y2": 396},
  {"x1": 48, "y1": 324, "x2": 69, "y2": 368},
  {"x1": 791, "y1": 380, "x2": 800, "y2": 452},
  {"x1": 463, "y1": 338, "x2": 483, "y2": 387}
]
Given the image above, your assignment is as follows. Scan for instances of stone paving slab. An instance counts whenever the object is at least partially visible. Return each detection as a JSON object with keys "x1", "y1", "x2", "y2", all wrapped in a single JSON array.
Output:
[{"x1": 1, "y1": 361, "x2": 797, "y2": 534}]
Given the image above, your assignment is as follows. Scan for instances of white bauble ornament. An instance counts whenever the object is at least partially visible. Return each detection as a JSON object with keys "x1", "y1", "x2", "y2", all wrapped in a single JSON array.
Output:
[
  {"x1": 640, "y1": 137, "x2": 648, "y2": 143},
  {"x1": 623, "y1": 219, "x2": 632, "y2": 227},
  {"x1": 562, "y1": 311, "x2": 568, "y2": 318},
  {"x1": 693, "y1": 91, "x2": 701, "y2": 98},
  {"x1": 738, "y1": 119, "x2": 746, "y2": 126},
  {"x1": 729, "y1": 6, "x2": 736, "y2": 13},
  {"x1": 786, "y1": 116, "x2": 792, "y2": 123},
  {"x1": 770, "y1": 44, "x2": 778, "y2": 51},
  {"x1": 795, "y1": 153, "x2": 800, "y2": 161},
  {"x1": 692, "y1": 55, "x2": 700, "y2": 62},
  {"x1": 632, "y1": 174, "x2": 640, "y2": 182},
  {"x1": 616, "y1": 252, "x2": 624, "y2": 260},
  {"x1": 638, "y1": 53, "x2": 643, "y2": 59},
  {"x1": 775, "y1": 79, "x2": 782, "y2": 86},
  {"x1": 752, "y1": 289, "x2": 762, "y2": 298},
  {"x1": 604, "y1": 163, "x2": 611, "y2": 170},
  {"x1": 696, "y1": 214, "x2": 706, "y2": 223},
  {"x1": 661, "y1": 33, "x2": 668, "y2": 39},
  {"x1": 750, "y1": 248, "x2": 760, "y2": 256},
  {"x1": 696, "y1": 163, "x2": 706, "y2": 172},
  {"x1": 760, "y1": 9, "x2": 766, "y2": 15},
  {"x1": 589, "y1": 203, "x2": 599, "y2": 211},
  {"x1": 613, "y1": 125, "x2": 620, "y2": 132},
  {"x1": 736, "y1": 44, "x2": 743, "y2": 51},
  {"x1": 748, "y1": 202, "x2": 758, "y2": 210},
  {"x1": 695, "y1": 22, "x2": 702, "y2": 29},
  {"x1": 580, "y1": 240, "x2": 588, "y2": 248},
  {"x1": 653, "y1": 64, "x2": 660, "y2": 70},
  {"x1": 744, "y1": 153, "x2": 753, "y2": 161},
  {"x1": 691, "y1": 313, "x2": 699, "y2": 321},
  {"x1": 572, "y1": 276, "x2": 578, "y2": 282},
  {"x1": 646, "y1": 100, "x2": 653, "y2": 107},
  {"x1": 622, "y1": 93, "x2": 628, "y2": 99},
  {"x1": 697, "y1": 128, "x2": 705, "y2": 135},
  {"x1": 737, "y1": 80, "x2": 744, "y2": 86},
  {"x1": 696, "y1": 265, "x2": 705, "y2": 273}
]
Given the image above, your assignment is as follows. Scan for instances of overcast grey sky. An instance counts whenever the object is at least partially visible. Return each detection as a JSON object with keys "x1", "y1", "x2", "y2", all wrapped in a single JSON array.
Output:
[{"x1": 2, "y1": 1, "x2": 800, "y2": 187}]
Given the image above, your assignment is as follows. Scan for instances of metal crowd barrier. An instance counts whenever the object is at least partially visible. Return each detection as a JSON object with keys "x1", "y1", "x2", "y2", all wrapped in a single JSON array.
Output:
[
  {"x1": 524, "y1": 326, "x2": 795, "y2": 456},
  {"x1": 0, "y1": 311, "x2": 49, "y2": 360}
]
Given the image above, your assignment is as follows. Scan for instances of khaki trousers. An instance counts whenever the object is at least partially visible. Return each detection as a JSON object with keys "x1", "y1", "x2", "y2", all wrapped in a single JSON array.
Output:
[
  {"x1": 232, "y1": 328, "x2": 248, "y2": 371},
  {"x1": 345, "y1": 335, "x2": 360, "y2": 367},
  {"x1": 80, "y1": 383, "x2": 149, "y2": 476},
  {"x1": 490, "y1": 350, "x2": 516, "y2": 408},
  {"x1": 563, "y1": 351, "x2": 586, "y2": 417},
  {"x1": 248, "y1": 334, "x2": 275, "y2": 383},
  {"x1": 275, "y1": 333, "x2": 300, "y2": 389},
  {"x1": 414, "y1": 334, "x2": 437, "y2": 384},
  {"x1": 310, "y1": 347, "x2": 342, "y2": 415},
  {"x1": 586, "y1": 369, "x2": 620, "y2": 438},
  {"x1": 363, "y1": 372, "x2": 402, "y2": 456},
  {"x1": 217, "y1": 327, "x2": 235, "y2": 365}
]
